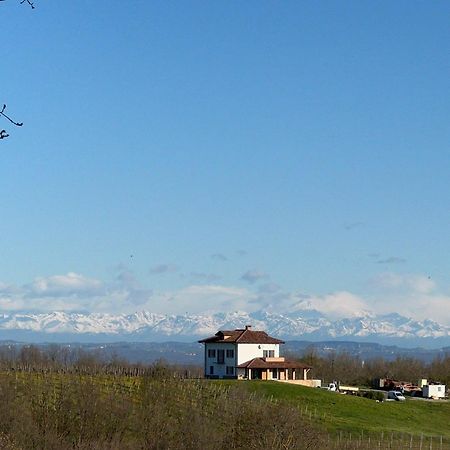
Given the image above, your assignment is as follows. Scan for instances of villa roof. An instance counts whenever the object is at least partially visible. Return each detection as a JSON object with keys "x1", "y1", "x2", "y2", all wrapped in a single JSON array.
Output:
[
  {"x1": 237, "y1": 358, "x2": 312, "y2": 370},
  {"x1": 198, "y1": 327, "x2": 284, "y2": 344}
]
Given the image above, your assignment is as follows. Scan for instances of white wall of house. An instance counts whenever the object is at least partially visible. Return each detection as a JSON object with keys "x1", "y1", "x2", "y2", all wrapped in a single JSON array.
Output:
[
  {"x1": 204, "y1": 342, "x2": 237, "y2": 378},
  {"x1": 203, "y1": 341, "x2": 281, "y2": 378},
  {"x1": 236, "y1": 343, "x2": 280, "y2": 365}
]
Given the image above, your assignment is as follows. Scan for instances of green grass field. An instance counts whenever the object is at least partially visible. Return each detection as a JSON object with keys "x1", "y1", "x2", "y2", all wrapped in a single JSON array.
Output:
[
  {"x1": 221, "y1": 381, "x2": 450, "y2": 439},
  {"x1": 1, "y1": 371, "x2": 449, "y2": 448},
  {"x1": 0, "y1": 371, "x2": 331, "y2": 449}
]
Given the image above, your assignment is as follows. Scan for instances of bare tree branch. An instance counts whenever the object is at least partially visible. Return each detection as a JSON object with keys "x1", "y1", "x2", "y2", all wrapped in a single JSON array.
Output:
[
  {"x1": 20, "y1": 0, "x2": 35, "y2": 8},
  {"x1": 0, "y1": 105, "x2": 23, "y2": 139},
  {"x1": 0, "y1": 104, "x2": 23, "y2": 127},
  {"x1": 0, "y1": 0, "x2": 35, "y2": 7},
  {"x1": 0, "y1": 0, "x2": 35, "y2": 139}
]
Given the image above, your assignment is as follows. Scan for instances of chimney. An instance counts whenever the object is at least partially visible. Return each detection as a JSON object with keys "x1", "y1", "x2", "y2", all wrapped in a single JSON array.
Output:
[{"x1": 245, "y1": 325, "x2": 252, "y2": 330}]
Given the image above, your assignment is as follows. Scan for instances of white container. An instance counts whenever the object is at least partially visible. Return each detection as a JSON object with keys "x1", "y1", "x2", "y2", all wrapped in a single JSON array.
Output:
[{"x1": 422, "y1": 385, "x2": 446, "y2": 399}]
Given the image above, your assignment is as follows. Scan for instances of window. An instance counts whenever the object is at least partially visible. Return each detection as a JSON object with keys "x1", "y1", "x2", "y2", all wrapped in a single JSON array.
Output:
[
  {"x1": 226, "y1": 349, "x2": 234, "y2": 358},
  {"x1": 208, "y1": 349, "x2": 216, "y2": 358},
  {"x1": 217, "y1": 349, "x2": 225, "y2": 364},
  {"x1": 226, "y1": 366, "x2": 234, "y2": 375},
  {"x1": 209, "y1": 366, "x2": 214, "y2": 375},
  {"x1": 263, "y1": 350, "x2": 275, "y2": 358}
]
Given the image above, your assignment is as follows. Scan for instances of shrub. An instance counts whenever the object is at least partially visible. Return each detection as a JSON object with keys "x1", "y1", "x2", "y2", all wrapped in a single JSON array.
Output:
[{"x1": 362, "y1": 390, "x2": 385, "y2": 401}]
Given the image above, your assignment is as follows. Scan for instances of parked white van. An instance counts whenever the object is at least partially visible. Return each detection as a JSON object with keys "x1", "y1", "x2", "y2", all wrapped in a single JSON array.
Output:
[{"x1": 388, "y1": 391, "x2": 405, "y2": 401}]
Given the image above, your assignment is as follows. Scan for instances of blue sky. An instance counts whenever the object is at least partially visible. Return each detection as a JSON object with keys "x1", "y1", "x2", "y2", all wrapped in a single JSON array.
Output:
[{"x1": 0, "y1": 1, "x2": 449, "y2": 323}]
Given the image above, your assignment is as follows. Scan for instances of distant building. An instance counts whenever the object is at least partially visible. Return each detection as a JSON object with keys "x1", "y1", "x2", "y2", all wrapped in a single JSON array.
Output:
[
  {"x1": 198, "y1": 325, "x2": 311, "y2": 381},
  {"x1": 422, "y1": 384, "x2": 446, "y2": 399}
]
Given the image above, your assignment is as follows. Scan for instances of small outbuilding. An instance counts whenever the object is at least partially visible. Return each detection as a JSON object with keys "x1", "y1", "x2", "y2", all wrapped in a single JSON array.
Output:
[{"x1": 423, "y1": 384, "x2": 446, "y2": 399}]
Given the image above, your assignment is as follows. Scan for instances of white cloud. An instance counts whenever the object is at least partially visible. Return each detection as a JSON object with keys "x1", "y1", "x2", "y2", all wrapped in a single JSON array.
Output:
[
  {"x1": 370, "y1": 272, "x2": 435, "y2": 294},
  {"x1": 366, "y1": 272, "x2": 449, "y2": 324},
  {"x1": 298, "y1": 291, "x2": 369, "y2": 319},
  {"x1": 246, "y1": 285, "x2": 369, "y2": 320},
  {"x1": 0, "y1": 272, "x2": 254, "y2": 315},
  {"x1": 0, "y1": 272, "x2": 105, "y2": 312},
  {"x1": 0, "y1": 270, "x2": 448, "y2": 326},
  {"x1": 398, "y1": 293, "x2": 450, "y2": 324},
  {"x1": 155, "y1": 285, "x2": 255, "y2": 315},
  {"x1": 27, "y1": 272, "x2": 103, "y2": 298}
]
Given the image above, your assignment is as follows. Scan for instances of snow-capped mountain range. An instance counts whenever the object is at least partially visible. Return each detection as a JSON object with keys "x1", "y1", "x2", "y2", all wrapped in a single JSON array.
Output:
[{"x1": 0, "y1": 310, "x2": 448, "y2": 347}]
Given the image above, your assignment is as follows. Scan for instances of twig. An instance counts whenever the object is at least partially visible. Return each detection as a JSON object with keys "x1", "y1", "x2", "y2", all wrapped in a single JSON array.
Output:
[
  {"x1": 1, "y1": 104, "x2": 23, "y2": 127},
  {"x1": 20, "y1": 0, "x2": 35, "y2": 9},
  {"x1": 0, "y1": 104, "x2": 23, "y2": 139}
]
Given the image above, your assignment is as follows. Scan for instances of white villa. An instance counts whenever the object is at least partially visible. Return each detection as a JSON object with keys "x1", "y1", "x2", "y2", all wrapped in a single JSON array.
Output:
[{"x1": 199, "y1": 325, "x2": 311, "y2": 381}]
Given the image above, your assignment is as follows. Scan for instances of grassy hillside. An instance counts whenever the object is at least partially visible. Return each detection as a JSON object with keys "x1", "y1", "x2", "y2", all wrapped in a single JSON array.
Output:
[
  {"x1": 1, "y1": 369, "x2": 448, "y2": 449},
  {"x1": 231, "y1": 381, "x2": 450, "y2": 439},
  {"x1": 0, "y1": 372, "x2": 326, "y2": 449}
]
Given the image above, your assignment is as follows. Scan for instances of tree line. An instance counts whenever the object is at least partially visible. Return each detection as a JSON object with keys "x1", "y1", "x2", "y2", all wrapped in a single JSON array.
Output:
[
  {"x1": 296, "y1": 347, "x2": 450, "y2": 387},
  {"x1": 2, "y1": 343, "x2": 449, "y2": 387},
  {"x1": 0, "y1": 343, "x2": 203, "y2": 378}
]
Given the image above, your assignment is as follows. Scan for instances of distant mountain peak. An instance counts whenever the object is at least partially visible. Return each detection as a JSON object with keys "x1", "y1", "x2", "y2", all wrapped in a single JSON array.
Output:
[{"x1": 0, "y1": 309, "x2": 447, "y2": 346}]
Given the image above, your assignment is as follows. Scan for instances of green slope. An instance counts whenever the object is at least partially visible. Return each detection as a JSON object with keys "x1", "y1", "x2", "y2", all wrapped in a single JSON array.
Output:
[{"x1": 224, "y1": 381, "x2": 450, "y2": 438}]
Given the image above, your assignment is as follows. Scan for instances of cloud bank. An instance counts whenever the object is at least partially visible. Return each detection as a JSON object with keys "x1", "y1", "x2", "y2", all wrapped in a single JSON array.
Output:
[{"x1": 0, "y1": 271, "x2": 448, "y2": 325}]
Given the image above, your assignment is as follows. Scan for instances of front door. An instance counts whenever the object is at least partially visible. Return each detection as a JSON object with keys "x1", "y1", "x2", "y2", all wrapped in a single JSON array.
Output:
[{"x1": 252, "y1": 369, "x2": 263, "y2": 379}]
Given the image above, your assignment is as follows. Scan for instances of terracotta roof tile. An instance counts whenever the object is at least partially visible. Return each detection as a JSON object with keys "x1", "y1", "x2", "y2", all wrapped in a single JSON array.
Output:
[
  {"x1": 237, "y1": 357, "x2": 312, "y2": 370},
  {"x1": 198, "y1": 327, "x2": 284, "y2": 344}
]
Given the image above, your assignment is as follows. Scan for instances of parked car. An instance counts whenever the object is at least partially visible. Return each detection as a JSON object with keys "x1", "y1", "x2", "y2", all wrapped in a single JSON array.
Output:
[{"x1": 388, "y1": 390, "x2": 406, "y2": 401}]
